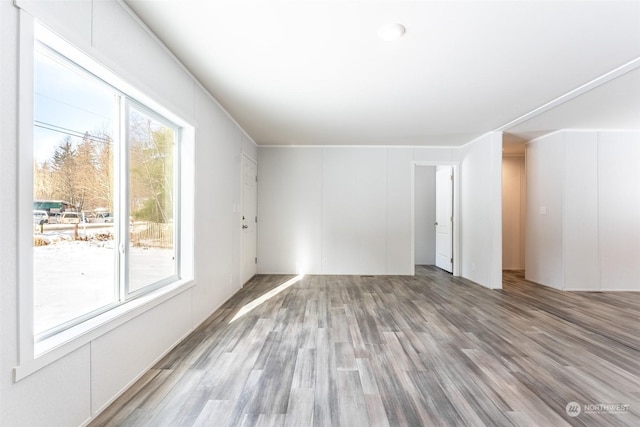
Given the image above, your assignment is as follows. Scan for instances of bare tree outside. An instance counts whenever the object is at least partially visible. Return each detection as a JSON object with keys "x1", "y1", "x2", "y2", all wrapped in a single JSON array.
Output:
[{"x1": 34, "y1": 131, "x2": 114, "y2": 213}]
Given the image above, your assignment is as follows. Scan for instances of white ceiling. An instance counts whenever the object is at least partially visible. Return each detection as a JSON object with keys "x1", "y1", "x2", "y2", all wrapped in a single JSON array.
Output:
[{"x1": 124, "y1": 0, "x2": 640, "y2": 146}]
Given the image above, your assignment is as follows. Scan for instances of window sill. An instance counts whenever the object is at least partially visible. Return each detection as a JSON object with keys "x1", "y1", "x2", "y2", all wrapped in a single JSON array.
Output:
[{"x1": 14, "y1": 278, "x2": 196, "y2": 382}]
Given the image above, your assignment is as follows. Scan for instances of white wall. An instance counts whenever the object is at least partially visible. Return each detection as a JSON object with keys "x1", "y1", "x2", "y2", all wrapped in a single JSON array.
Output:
[
  {"x1": 525, "y1": 130, "x2": 640, "y2": 291},
  {"x1": 1, "y1": 1, "x2": 255, "y2": 425},
  {"x1": 598, "y1": 131, "x2": 640, "y2": 291},
  {"x1": 257, "y1": 148, "x2": 323, "y2": 274},
  {"x1": 258, "y1": 136, "x2": 503, "y2": 289},
  {"x1": 386, "y1": 148, "x2": 414, "y2": 275},
  {"x1": 457, "y1": 133, "x2": 503, "y2": 289},
  {"x1": 257, "y1": 147, "x2": 414, "y2": 275},
  {"x1": 322, "y1": 148, "x2": 389, "y2": 274},
  {"x1": 525, "y1": 132, "x2": 565, "y2": 288},
  {"x1": 414, "y1": 166, "x2": 436, "y2": 265},
  {"x1": 563, "y1": 132, "x2": 599, "y2": 291},
  {"x1": 502, "y1": 155, "x2": 526, "y2": 270}
]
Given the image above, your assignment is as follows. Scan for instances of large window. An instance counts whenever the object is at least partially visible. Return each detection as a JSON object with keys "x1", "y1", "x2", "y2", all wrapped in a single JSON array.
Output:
[{"x1": 33, "y1": 36, "x2": 182, "y2": 339}]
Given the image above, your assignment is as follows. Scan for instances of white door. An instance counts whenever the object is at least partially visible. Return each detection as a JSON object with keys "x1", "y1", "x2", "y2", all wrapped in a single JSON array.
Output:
[
  {"x1": 435, "y1": 166, "x2": 453, "y2": 273},
  {"x1": 241, "y1": 157, "x2": 258, "y2": 285}
]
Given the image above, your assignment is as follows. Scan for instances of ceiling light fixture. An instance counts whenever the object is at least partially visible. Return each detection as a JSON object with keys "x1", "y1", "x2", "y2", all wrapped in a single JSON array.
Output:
[{"x1": 378, "y1": 23, "x2": 406, "y2": 41}]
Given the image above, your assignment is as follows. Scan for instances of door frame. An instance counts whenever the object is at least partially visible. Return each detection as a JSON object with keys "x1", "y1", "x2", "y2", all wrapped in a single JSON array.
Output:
[
  {"x1": 240, "y1": 153, "x2": 258, "y2": 286},
  {"x1": 411, "y1": 161, "x2": 461, "y2": 276}
]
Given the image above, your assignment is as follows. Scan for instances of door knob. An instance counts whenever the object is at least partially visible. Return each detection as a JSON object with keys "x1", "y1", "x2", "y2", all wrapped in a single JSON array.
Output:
[{"x1": 242, "y1": 225, "x2": 248, "y2": 229}]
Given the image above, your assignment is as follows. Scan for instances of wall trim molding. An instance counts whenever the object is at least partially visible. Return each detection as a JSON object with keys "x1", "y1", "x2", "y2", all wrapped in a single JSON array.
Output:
[{"x1": 496, "y1": 56, "x2": 640, "y2": 132}]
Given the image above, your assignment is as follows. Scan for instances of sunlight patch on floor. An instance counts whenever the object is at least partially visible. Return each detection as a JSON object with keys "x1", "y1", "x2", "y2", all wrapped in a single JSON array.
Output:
[{"x1": 230, "y1": 274, "x2": 305, "y2": 323}]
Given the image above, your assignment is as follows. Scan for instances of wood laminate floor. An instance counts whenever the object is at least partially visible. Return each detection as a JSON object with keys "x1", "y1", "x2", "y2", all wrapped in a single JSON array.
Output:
[{"x1": 90, "y1": 267, "x2": 640, "y2": 426}]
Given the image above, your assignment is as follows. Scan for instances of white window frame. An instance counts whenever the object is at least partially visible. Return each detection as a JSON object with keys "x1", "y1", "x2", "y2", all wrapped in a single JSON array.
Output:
[{"x1": 15, "y1": 17, "x2": 195, "y2": 382}]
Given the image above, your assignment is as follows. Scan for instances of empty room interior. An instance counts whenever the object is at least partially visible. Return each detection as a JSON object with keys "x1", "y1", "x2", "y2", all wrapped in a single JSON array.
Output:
[{"x1": 1, "y1": 0, "x2": 640, "y2": 426}]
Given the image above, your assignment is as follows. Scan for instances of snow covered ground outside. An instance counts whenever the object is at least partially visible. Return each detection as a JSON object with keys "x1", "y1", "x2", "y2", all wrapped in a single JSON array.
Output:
[{"x1": 33, "y1": 225, "x2": 174, "y2": 334}]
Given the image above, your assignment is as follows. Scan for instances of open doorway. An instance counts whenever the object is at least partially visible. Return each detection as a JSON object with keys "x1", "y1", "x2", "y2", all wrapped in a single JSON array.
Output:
[
  {"x1": 412, "y1": 163, "x2": 459, "y2": 276},
  {"x1": 414, "y1": 166, "x2": 436, "y2": 268},
  {"x1": 502, "y1": 140, "x2": 526, "y2": 273}
]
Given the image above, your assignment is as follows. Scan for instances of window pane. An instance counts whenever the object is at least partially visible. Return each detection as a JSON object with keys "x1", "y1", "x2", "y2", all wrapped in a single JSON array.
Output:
[
  {"x1": 128, "y1": 108, "x2": 177, "y2": 293},
  {"x1": 33, "y1": 48, "x2": 117, "y2": 335}
]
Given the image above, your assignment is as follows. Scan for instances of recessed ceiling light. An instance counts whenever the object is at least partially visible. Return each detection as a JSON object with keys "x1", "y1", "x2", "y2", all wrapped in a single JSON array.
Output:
[{"x1": 378, "y1": 23, "x2": 406, "y2": 41}]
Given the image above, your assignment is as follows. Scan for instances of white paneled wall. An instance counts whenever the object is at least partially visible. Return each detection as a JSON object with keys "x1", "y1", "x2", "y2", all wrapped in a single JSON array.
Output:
[
  {"x1": 322, "y1": 148, "x2": 388, "y2": 274},
  {"x1": 526, "y1": 130, "x2": 640, "y2": 291},
  {"x1": 92, "y1": 0, "x2": 196, "y2": 120},
  {"x1": 598, "y1": 132, "x2": 640, "y2": 291},
  {"x1": 563, "y1": 132, "x2": 599, "y2": 290},
  {"x1": 458, "y1": 133, "x2": 503, "y2": 289},
  {"x1": 258, "y1": 136, "x2": 503, "y2": 285},
  {"x1": 90, "y1": 291, "x2": 193, "y2": 412},
  {"x1": 525, "y1": 133, "x2": 565, "y2": 289},
  {"x1": 386, "y1": 148, "x2": 414, "y2": 274},
  {"x1": 257, "y1": 148, "x2": 323, "y2": 274}
]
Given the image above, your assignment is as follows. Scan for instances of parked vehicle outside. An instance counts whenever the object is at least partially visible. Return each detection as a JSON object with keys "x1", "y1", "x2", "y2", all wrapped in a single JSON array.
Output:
[
  {"x1": 58, "y1": 211, "x2": 81, "y2": 224},
  {"x1": 78, "y1": 212, "x2": 91, "y2": 224},
  {"x1": 95, "y1": 212, "x2": 114, "y2": 223},
  {"x1": 33, "y1": 210, "x2": 49, "y2": 225},
  {"x1": 84, "y1": 212, "x2": 97, "y2": 223}
]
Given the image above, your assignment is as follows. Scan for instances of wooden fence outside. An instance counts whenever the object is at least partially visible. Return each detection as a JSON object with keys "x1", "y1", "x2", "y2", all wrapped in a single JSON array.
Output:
[{"x1": 130, "y1": 222, "x2": 174, "y2": 248}]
